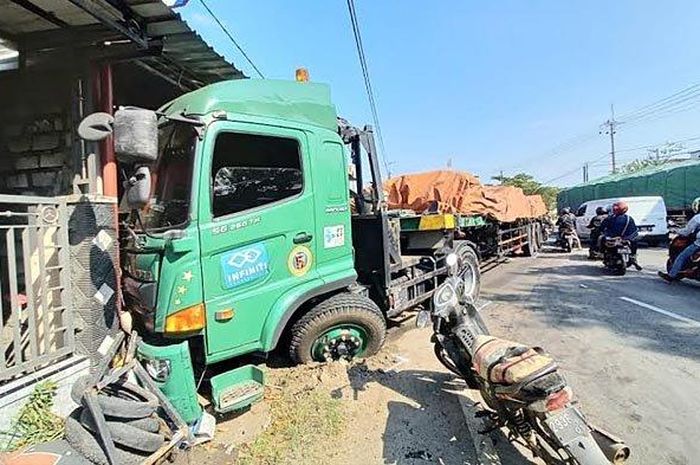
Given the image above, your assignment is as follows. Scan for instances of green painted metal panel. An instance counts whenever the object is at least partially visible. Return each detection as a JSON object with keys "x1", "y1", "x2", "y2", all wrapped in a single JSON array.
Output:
[
  {"x1": 160, "y1": 79, "x2": 338, "y2": 133},
  {"x1": 197, "y1": 121, "x2": 320, "y2": 357},
  {"x1": 137, "y1": 341, "x2": 202, "y2": 424},
  {"x1": 457, "y1": 215, "x2": 488, "y2": 228}
]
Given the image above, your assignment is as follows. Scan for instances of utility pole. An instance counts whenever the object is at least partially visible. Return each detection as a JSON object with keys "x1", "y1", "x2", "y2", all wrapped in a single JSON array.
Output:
[
  {"x1": 600, "y1": 104, "x2": 618, "y2": 173},
  {"x1": 499, "y1": 170, "x2": 504, "y2": 184},
  {"x1": 582, "y1": 162, "x2": 589, "y2": 183}
]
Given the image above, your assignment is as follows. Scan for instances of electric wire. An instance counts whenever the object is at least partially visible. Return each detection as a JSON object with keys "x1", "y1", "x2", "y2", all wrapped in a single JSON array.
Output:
[
  {"x1": 198, "y1": 0, "x2": 265, "y2": 78},
  {"x1": 345, "y1": 0, "x2": 391, "y2": 177},
  {"x1": 617, "y1": 82, "x2": 700, "y2": 123}
]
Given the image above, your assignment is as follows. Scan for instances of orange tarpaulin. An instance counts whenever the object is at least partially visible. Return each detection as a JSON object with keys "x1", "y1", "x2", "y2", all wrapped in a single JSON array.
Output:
[
  {"x1": 527, "y1": 195, "x2": 548, "y2": 218},
  {"x1": 385, "y1": 170, "x2": 546, "y2": 222}
]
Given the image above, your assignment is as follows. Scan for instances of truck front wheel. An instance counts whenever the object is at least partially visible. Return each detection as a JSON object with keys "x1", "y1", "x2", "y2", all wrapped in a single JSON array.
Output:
[{"x1": 288, "y1": 293, "x2": 387, "y2": 364}]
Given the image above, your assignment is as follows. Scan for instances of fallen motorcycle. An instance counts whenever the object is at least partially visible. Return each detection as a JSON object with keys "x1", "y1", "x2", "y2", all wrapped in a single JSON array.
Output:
[
  {"x1": 602, "y1": 236, "x2": 632, "y2": 275},
  {"x1": 420, "y1": 254, "x2": 630, "y2": 465},
  {"x1": 665, "y1": 234, "x2": 700, "y2": 281}
]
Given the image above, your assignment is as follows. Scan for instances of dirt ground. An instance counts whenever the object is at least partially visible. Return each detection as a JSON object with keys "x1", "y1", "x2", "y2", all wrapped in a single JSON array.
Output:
[{"x1": 180, "y1": 329, "x2": 477, "y2": 465}]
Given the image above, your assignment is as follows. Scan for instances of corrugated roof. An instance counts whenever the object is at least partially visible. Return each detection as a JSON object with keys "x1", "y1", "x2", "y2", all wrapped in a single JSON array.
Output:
[{"x1": 0, "y1": 0, "x2": 244, "y2": 88}]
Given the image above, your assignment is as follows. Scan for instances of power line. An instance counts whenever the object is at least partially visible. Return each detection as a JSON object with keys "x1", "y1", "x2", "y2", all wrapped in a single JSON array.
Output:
[
  {"x1": 345, "y1": 0, "x2": 391, "y2": 178},
  {"x1": 502, "y1": 129, "x2": 600, "y2": 173},
  {"x1": 198, "y1": 0, "x2": 264, "y2": 78},
  {"x1": 617, "y1": 82, "x2": 700, "y2": 123}
]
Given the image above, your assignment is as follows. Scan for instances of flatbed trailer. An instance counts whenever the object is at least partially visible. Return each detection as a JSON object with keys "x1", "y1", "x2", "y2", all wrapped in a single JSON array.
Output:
[{"x1": 397, "y1": 212, "x2": 546, "y2": 272}]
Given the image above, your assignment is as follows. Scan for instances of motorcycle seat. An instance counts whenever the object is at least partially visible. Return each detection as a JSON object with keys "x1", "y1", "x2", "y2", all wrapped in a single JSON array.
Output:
[{"x1": 472, "y1": 335, "x2": 558, "y2": 387}]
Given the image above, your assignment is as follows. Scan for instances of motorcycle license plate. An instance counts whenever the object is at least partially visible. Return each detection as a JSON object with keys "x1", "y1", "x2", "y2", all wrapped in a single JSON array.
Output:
[{"x1": 544, "y1": 408, "x2": 589, "y2": 446}]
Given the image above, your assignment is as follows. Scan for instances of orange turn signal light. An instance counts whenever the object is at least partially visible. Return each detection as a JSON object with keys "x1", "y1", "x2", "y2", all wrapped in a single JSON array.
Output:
[
  {"x1": 295, "y1": 67, "x2": 309, "y2": 82},
  {"x1": 164, "y1": 303, "x2": 206, "y2": 334}
]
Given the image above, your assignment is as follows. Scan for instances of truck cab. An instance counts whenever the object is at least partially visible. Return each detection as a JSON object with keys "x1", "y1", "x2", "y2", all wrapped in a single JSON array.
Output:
[
  {"x1": 91, "y1": 78, "x2": 478, "y2": 418},
  {"x1": 123, "y1": 80, "x2": 362, "y2": 364}
]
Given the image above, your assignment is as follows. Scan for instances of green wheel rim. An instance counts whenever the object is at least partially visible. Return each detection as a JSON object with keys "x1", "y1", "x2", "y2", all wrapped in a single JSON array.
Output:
[{"x1": 311, "y1": 325, "x2": 368, "y2": 362}]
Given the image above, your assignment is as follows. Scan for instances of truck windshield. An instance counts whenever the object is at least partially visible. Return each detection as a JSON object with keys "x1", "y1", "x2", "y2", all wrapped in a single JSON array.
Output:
[{"x1": 140, "y1": 122, "x2": 196, "y2": 231}]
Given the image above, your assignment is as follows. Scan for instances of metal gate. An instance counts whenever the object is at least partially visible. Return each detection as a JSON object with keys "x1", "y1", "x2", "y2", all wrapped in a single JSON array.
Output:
[{"x1": 0, "y1": 195, "x2": 73, "y2": 382}]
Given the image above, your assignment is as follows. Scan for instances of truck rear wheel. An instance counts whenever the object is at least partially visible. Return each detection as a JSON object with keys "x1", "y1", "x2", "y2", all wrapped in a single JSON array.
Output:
[{"x1": 288, "y1": 293, "x2": 386, "y2": 364}]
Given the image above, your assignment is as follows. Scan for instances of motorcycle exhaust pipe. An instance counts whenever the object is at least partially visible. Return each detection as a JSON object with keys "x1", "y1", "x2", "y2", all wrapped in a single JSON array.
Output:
[{"x1": 590, "y1": 427, "x2": 630, "y2": 464}]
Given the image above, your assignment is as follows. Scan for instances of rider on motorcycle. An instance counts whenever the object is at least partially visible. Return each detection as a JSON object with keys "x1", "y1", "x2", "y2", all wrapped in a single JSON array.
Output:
[
  {"x1": 587, "y1": 206, "x2": 609, "y2": 257},
  {"x1": 556, "y1": 207, "x2": 576, "y2": 233},
  {"x1": 659, "y1": 197, "x2": 700, "y2": 282},
  {"x1": 601, "y1": 201, "x2": 642, "y2": 270}
]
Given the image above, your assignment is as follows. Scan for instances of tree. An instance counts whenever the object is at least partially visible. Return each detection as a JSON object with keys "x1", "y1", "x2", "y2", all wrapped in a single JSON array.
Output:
[
  {"x1": 619, "y1": 157, "x2": 668, "y2": 174},
  {"x1": 491, "y1": 172, "x2": 559, "y2": 211},
  {"x1": 620, "y1": 141, "x2": 685, "y2": 174}
]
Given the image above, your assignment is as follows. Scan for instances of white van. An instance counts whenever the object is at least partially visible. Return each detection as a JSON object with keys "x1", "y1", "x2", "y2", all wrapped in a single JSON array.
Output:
[{"x1": 574, "y1": 196, "x2": 668, "y2": 244}]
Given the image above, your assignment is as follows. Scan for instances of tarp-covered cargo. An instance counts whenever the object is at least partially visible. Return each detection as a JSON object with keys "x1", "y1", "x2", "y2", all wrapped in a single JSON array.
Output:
[
  {"x1": 527, "y1": 195, "x2": 548, "y2": 218},
  {"x1": 385, "y1": 170, "x2": 545, "y2": 222},
  {"x1": 558, "y1": 160, "x2": 700, "y2": 212}
]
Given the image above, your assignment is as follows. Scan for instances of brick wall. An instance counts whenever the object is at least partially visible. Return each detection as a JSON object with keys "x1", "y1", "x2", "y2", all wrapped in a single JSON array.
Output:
[{"x1": 0, "y1": 71, "x2": 77, "y2": 197}]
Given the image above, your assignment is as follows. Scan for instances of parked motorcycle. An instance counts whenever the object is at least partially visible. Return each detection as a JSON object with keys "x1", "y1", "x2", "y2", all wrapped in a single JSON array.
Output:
[
  {"x1": 420, "y1": 254, "x2": 630, "y2": 465},
  {"x1": 557, "y1": 228, "x2": 576, "y2": 253},
  {"x1": 601, "y1": 236, "x2": 632, "y2": 275},
  {"x1": 665, "y1": 234, "x2": 700, "y2": 281}
]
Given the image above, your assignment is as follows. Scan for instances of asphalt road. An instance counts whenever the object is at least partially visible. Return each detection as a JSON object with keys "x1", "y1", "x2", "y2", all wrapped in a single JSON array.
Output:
[{"x1": 478, "y1": 244, "x2": 700, "y2": 465}]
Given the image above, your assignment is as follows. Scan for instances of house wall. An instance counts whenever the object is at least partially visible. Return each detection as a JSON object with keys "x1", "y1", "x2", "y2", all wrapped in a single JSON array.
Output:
[{"x1": 0, "y1": 70, "x2": 82, "y2": 197}]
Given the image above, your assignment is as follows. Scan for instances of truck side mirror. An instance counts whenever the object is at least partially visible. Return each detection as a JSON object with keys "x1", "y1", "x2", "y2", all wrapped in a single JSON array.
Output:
[
  {"x1": 114, "y1": 107, "x2": 158, "y2": 164},
  {"x1": 124, "y1": 166, "x2": 151, "y2": 210},
  {"x1": 78, "y1": 112, "x2": 114, "y2": 141},
  {"x1": 78, "y1": 107, "x2": 159, "y2": 164}
]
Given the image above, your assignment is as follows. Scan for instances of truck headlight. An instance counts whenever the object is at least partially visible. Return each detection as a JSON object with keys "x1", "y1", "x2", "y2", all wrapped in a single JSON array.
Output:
[{"x1": 144, "y1": 358, "x2": 171, "y2": 382}]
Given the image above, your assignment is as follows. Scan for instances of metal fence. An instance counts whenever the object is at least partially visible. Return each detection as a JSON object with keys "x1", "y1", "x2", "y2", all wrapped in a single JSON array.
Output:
[{"x1": 0, "y1": 195, "x2": 73, "y2": 382}]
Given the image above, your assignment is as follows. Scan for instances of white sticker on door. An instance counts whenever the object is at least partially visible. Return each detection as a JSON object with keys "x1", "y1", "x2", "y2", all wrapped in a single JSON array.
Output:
[{"x1": 323, "y1": 225, "x2": 345, "y2": 249}]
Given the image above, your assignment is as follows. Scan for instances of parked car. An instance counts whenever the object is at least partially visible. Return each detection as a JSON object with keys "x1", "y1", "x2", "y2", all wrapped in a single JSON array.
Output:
[{"x1": 574, "y1": 196, "x2": 668, "y2": 245}]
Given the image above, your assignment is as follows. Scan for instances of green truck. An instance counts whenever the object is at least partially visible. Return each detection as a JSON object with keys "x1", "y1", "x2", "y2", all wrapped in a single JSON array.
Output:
[{"x1": 81, "y1": 78, "x2": 481, "y2": 421}]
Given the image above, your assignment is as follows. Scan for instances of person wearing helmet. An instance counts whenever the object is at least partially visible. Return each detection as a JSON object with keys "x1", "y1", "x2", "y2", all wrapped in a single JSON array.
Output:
[
  {"x1": 659, "y1": 197, "x2": 700, "y2": 282},
  {"x1": 587, "y1": 206, "x2": 609, "y2": 258},
  {"x1": 601, "y1": 200, "x2": 642, "y2": 270},
  {"x1": 556, "y1": 207, "x2": 576, "y2": 233}
]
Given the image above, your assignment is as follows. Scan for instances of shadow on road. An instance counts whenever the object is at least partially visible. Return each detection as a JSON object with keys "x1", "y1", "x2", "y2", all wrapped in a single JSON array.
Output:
[
  {"x1": 482, "y1": 253, "x2": 700, "y2": 361},
  {"x1": 332, "y1": 364, "x2": 536, "y2": 465}
]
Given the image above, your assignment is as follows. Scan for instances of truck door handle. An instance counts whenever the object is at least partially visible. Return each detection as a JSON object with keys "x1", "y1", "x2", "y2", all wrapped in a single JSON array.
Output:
[{"x1": 293, "y1": 232, "x2": 313, "y2": 244}]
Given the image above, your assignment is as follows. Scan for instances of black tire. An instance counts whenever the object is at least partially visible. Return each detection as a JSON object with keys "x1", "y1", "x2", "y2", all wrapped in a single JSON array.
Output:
[
  {"x1": 454, "y1": 241, "x2": 481, "y2": 301},
  {"x1": 71, "y1": 376, "x2": 159, "y2": 419},
  {"x1": 78, "y1": 408, "x2": 164, "y2": 453},
  {"x1": 64, "y1": 413, "x2": 150, "y2": 465},
  {"x1": 288, "y1": 293, "x2": 387, "y2": 364}
]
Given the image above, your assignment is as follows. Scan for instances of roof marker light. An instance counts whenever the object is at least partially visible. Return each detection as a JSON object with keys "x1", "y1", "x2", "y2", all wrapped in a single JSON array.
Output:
[{"x1": 295, "y1": 68, "x2": 310, "y2": 83}]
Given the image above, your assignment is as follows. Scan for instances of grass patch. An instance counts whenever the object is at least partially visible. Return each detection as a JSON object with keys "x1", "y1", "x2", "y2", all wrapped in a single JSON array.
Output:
[
  {"x1": 0, "y1": 381, "x2": 64, "y2": 451},
  {"x1": 238, "y1": 387, "x2": 345, "y2": 465}
]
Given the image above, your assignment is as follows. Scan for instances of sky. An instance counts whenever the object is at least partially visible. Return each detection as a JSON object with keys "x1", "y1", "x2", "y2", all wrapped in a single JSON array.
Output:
[{"x1": 179, "y1": 0, "x2": 700, "y2": 187}]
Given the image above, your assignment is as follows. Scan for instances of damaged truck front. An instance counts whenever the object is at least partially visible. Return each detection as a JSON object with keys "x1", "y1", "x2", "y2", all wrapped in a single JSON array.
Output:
[{"x1": 79, "y1": 79, "x2": 479, "y2": 423}]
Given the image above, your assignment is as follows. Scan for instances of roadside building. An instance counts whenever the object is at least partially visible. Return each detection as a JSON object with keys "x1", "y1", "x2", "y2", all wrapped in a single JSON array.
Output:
[{"x1": 0, "y1": 0, "x2": 243, "y2": 425}]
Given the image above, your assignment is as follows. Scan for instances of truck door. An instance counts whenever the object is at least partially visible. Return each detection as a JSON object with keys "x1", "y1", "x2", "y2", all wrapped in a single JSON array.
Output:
[{"x1": 197, "y1": 122, "x2": 318, "y2": 356}]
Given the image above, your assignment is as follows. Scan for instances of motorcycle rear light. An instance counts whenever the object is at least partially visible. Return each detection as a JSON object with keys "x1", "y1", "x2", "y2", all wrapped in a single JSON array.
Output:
[{"x1": 545, "y1": 387, "x2": 572, "y2": 412}]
